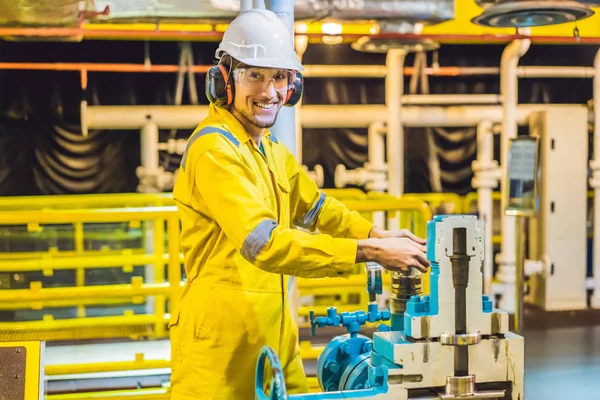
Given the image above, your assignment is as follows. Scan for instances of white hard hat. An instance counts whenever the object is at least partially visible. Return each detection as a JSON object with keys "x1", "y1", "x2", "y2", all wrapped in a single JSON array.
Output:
[{"x1": 216, "y1": 9, "x2": 304, "y2": 71}]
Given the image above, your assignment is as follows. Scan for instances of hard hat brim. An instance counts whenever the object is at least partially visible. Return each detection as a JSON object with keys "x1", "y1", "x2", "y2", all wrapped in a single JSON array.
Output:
[{"x1": 231, "y1": 54, "x2": 304, "y2": 72}]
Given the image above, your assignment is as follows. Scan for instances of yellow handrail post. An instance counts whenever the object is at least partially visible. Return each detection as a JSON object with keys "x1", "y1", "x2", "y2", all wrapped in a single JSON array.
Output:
[
  {"x1": 167, "y1": 215, "x2": 182, "y2": 318},
  {"x1": 154, "y1": 218, "x2": 166, "y2": 338},
  {"x1": 74, "y1": 221, "x2": 86, "y2": 318}
]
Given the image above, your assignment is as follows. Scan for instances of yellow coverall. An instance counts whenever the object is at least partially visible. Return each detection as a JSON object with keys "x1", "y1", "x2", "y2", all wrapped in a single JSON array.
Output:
[{"x1": 169, "y1": 104, "x2": 374, "y2": 399}]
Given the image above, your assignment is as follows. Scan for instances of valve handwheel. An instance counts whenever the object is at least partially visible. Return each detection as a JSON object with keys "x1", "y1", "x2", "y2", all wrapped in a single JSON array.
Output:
[{"x1": 255, "y1": 345, "x2": 288, "y2": 400}]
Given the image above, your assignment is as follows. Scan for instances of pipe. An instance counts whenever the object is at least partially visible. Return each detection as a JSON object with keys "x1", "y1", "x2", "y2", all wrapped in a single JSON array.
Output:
[
  {"x1": 386, "y1": 49, "x2": 406, "y2": 199},
  {"x1": 368, "y1": 121, "x2": 387, "y2": 175},
  {"x1": 295, "y1": 34, "x2": 309, "y2": 163},
  {"x1": 84, "y1": 103, "x2": 592, "y2": 131},
  {"x1": 386, "y1": 49, "x2": 406, "y2": 229},
  {"x1": 592, "y1": 49, "x2": 600, "y2": 309},
  {"x1": 403, "y1": 94, "x2": 501, "y2": 105},
  {"x1": 267, "y1": 0, "x2": 297, "y2": 156},
  {"x1": 0, "y1": 61, "x2": 593, "y2": 80},
  {"x1": 472, "y1": 120, "x2": 499, "y2": 295},
  {"x1": 141, "y1": 121, "x2": 159, "y2": 176},
  {"x1": 368, "y1": 121, "x2": 387, "y2": 228},
  {"x1": 519, "y1": 66, "x2": 596, "y2": 78},
  {"x1": 497, "y1": 38, "x2": 531, "y2": 314}
]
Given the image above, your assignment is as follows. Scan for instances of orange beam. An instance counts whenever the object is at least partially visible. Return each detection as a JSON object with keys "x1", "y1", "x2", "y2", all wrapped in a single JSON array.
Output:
[
  {"x1": 0, "y1": 62, "x2": 210, "y2": 73},
  {"x1": 0, "y1": 62, "x2": 491, "y2": 77}
]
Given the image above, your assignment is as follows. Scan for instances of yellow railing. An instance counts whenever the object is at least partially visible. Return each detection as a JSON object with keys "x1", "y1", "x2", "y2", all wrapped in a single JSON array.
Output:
[
  {"x1": 0, "y1": 206, "x2": 182, "y2": 341},
  {"x1": 0, "y1": 192, "x2": 175, "y2": 210},
  {"x1": 403, "y1": 192, "x2": 465, "y2": 214},
  {"x1": 0, "y1": 191, "x2": 438, "y2": 340},
  {"x1": 0, "y1": 189, "x2": 523, "y2": 343}
]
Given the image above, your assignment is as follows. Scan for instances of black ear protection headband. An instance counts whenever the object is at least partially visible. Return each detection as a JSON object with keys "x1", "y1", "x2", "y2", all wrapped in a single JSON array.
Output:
[{"x1": 205, "y1": 62, "x2": 304, "y2": 107}]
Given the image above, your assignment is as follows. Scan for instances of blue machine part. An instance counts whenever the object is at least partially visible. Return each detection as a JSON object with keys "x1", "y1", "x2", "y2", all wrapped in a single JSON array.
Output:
[
  {"x1": 255, "y1": 344, "x2": 391, "y2": 400},
  {"x1": 316, "y1": 334, "x2": 372, "y2": 391},
  {"x1": 310, "y1": 304, "x2": 391, "y2": 338},
  {"x1": 405, "y1": 215, "x2": 492, "y2": 337}
]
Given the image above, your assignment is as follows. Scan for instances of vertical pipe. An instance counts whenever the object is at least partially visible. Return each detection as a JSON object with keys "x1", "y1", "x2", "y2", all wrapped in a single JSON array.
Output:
[
  {"x1": 141, "y1": 120, "x2": 159, "y2": 315},
  {"x1": 592, "y1": 49, "x2": 600, "y2": 309},
  {"x1": 141, "y1": 121, "x2": 159, "y2": 175},
  {"x1": 369, "y1": 122, "x2": 386, "y2": 171},
  {"x1": 497, "y1": 38, "x2": 530, "y2": 313},
  {"x1": 475, "y1": 120, "x2": 496, "y2": 295},
  {"x1": 386, "y1": 49, "x2": 406, "y2": 229},
  {"x1": 369, "y1": 121, "x2": 387, "y2": 228},
  {"x1": 267, "y1": 0, "x2": 297, "y2": 158},
  {"x1": 295, "y1": 35, "x2": 308, "y2": 164}
]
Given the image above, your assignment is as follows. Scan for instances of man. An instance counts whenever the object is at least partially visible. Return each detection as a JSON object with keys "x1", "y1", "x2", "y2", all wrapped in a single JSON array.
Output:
[{"x1": 169, "y1": 7, "x2": 430, "y2": 400}]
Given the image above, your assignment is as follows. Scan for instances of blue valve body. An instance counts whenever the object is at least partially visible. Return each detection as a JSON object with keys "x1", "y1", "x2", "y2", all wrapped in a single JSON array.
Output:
[{"x1": 311, "y1": 304, "x2": 391, "y2": 338}]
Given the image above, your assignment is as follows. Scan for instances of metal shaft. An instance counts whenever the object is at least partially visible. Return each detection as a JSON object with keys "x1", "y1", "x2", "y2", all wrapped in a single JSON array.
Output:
[
  {"x1": 450, "y1": 228, "x2": 470, "y2": 376},
  {"x1": 390, "y1": 271, "x2": 422, "y2": 331}
]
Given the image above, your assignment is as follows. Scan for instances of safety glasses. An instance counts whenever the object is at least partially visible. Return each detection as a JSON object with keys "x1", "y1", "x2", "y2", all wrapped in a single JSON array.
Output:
[{"x1": 232, "y1": 67, "x2": 295, "y2": 93}]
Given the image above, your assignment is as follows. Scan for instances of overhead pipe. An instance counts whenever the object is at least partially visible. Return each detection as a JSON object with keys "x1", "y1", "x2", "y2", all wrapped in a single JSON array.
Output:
[
  {"x1": 591, "y1": 49, "x2": 600, "y2": 309},
  {"x1": 0, "y1": 62, "x2": 594, "y2": 81},
  {"x1": 472, "y1": 120, "x2": 501, "y2": 295},
  {"x1": 496, "y1": 37, "x2": 531, "y2": 314},
  {"x1": 83, "y1": 103, "x2": 591, "y2": 131}
]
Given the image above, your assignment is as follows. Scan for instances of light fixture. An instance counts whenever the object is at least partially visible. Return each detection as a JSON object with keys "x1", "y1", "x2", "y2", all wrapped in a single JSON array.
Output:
[
  {"x1": 351, "y1": 20, "x2": 439, "y2": 54},
  {"x1": 321, "y1": 22, "x2": 343, "y2": 35},
  {"x1": 471, "y1": 0, "x2": 594, "y2": 27}
]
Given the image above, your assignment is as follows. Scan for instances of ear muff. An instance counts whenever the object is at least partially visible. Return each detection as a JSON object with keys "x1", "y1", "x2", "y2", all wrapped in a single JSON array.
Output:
[
  {"x1": 205, "y1": 64, "x2": 234, "y2": 106},
  {"x1": 284, "y1": 71, "x2": 304, "y2": 107}
]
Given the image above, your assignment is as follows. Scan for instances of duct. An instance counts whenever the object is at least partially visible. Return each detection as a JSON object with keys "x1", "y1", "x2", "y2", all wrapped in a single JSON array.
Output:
[
  {"x1": 92, "y1": 0, "x2": 239, "y2": 22},
  {"x1": 88, "y1": 0, "x2": 453, "y2": 26},
  {"x1": 294, "y1": 0, "x2": 453, "y2": 22},
  {"x1": 0, "y1": 0, "x2": 111, "y2": 41},
  {"x1": 0, "y1": 0, "x2": 83, "y2": 26}
]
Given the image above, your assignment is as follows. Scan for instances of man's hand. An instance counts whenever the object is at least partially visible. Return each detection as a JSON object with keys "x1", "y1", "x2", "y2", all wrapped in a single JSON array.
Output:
[
  {"x1": 369, "y1": 227, "x2": 426, "y2": 245},
  {"x1": 357, "y1": 237, "x2": 430, "y2": 273},
  {"x1": 375, "y1": 237, "x2": 429, "y2": 273}
]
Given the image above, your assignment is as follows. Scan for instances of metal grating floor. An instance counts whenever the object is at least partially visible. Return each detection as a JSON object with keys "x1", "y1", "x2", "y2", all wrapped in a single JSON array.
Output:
[{"x1": 524, "y1": 326, "x2": 600, "y2": 400}]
